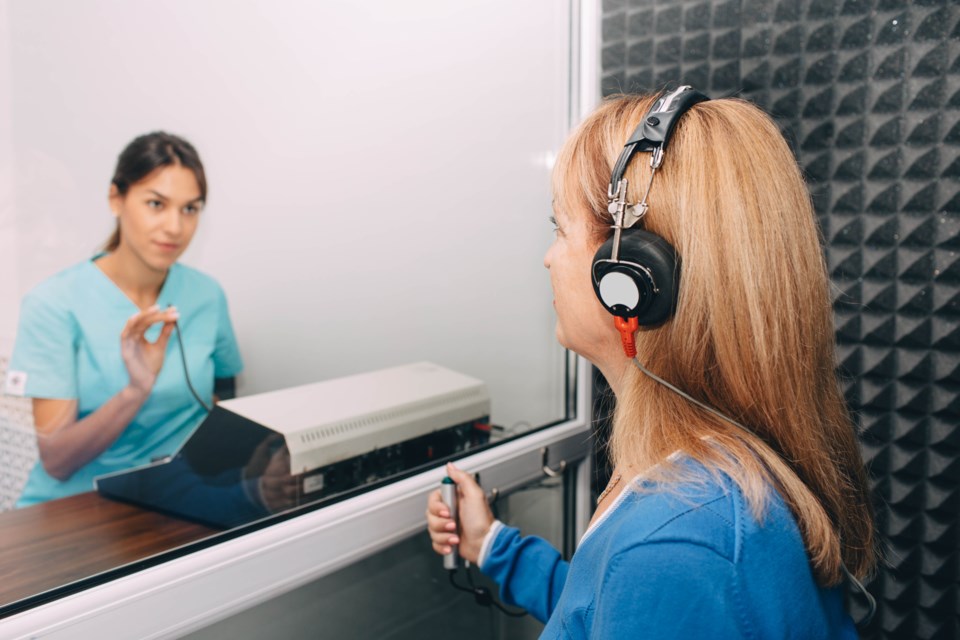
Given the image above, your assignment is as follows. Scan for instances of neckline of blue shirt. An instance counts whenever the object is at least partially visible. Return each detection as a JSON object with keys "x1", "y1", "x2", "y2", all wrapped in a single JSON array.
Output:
[
  {"x1": 580, "y1": 449, "x2": 688, "y2": 546},
  {"x1": 87, "y1": 253, "x2": 182, "y2": 311}
]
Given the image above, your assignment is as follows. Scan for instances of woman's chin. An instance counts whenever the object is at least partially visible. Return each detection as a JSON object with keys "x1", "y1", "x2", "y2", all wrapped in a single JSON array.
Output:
[
  {"x1": 554, "y1": 327, "x2": 586, "y2": 359},
  {"x1": 146, "y1": 250, "x2": 182, "y2": 272},
  {"x1": 554, "y1": 324, "x2": 568, "y2": 349}
]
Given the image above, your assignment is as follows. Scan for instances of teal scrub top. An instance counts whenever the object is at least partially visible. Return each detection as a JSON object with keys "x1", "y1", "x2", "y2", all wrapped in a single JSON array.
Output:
[{"x1": 7, "y1": 257, "x2": 243, "y2": 507}]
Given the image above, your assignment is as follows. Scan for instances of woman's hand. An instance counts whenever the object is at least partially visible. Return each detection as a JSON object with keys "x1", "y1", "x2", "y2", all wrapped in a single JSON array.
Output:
[
  {"x1": 120, "y1": 305, "x2": 179, "y2": 394},
  {"x1": 426, "y1": 462, "x2": 495, "y2": 565}
]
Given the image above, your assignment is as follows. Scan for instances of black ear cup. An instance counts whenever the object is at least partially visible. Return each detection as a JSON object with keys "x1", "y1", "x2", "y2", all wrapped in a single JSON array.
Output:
[{"x1": 591, "y1": 229, "x2": 679, "y2": 326}]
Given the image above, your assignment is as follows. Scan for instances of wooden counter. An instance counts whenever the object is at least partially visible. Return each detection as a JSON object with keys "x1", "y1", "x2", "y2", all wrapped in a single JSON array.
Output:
[{"x1": 0, "y1": 492, "x2": 215, "y2": 612}]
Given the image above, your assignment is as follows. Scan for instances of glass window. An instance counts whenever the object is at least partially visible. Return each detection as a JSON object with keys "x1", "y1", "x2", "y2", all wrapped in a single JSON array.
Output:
[{"x1": 0, "y1": 0, "x2": 582, "y2": 618}]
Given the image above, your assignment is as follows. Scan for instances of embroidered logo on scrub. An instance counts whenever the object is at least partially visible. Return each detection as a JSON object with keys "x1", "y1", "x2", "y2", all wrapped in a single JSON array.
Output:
[{"x1": 4, "y1": 369, "x2": 27, "y2": 396}]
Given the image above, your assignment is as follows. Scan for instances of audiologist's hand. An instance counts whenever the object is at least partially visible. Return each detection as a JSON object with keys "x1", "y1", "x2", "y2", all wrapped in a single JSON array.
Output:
[
  {"x1": 426, "y1": 462, "x2": 495, "y2": 565},
  {"x1": 120, "y1": 305, "x2": 179, "y2": 394}
]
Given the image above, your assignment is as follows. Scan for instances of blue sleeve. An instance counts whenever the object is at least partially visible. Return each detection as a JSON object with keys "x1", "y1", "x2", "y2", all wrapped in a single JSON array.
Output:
[
  {"x1": 7, "y1": 291, "x2": 78, "y2": 399},
  {"x1": 479, "y1": 526, "x2": 569, "y2": 624},
  {"x1": 213, "y1": 285, "x2": 243, "y2": 378},
  {"x1": 594, "y1": 540, "x2": 747, "y2": 638}
]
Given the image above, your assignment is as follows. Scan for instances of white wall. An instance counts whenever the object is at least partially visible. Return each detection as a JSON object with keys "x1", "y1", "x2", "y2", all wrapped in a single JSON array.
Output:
[
  {"x1": 1, "y1": 0, "x2": 572, "y2": 429},
  {"x1": 0, "y1": 0, "x2": 18, "y2": 355}
]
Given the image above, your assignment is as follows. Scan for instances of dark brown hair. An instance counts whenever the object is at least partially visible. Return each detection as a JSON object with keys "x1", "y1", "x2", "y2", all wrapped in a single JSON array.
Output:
[{"x1": 104, "y1": 132, "x2": 207, "y2": 251}]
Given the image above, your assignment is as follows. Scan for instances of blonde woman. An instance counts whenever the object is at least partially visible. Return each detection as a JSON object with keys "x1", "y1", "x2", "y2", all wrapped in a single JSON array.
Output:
[{"x1": 427, "y1": 90, "x2": 875, "y2": 637}]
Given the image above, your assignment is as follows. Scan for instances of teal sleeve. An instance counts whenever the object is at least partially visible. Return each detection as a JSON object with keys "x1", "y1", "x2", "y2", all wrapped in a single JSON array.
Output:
[
  {"x1": 213, "y1": 285, "x2": 243, "y2": 378},
  {"x1": 8, "y1": 291, "x2": 79, "y2": 399},
  {"x1": 480, "y1": 526, "x2": 569, "y2": 624}
]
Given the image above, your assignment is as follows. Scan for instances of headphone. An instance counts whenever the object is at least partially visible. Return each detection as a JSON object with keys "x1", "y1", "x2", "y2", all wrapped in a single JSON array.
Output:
[{"x1": 591, "y1": 85, "x2": 709, "y2": 356}]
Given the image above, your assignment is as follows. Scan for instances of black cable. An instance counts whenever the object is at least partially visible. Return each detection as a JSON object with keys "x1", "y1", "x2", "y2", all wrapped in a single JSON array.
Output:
[
  {"x1": 468, "y1": 564, "x2": 527, "y2": 618},
  {"x1": 842, "y1": 564, "x2": 877, "y2": 627},
  {"x1": 173, "y1": 320, "x2": 211, "y2": 413},
  {"x1": 448, "y1": 569, "x2": 473, "y2": 594},
  {"x1": 448, "y1": 569, "x2": 527, "y2": 618},
  {"x1": 490, "y1": 595, "x2": 528, "y2": 617}
]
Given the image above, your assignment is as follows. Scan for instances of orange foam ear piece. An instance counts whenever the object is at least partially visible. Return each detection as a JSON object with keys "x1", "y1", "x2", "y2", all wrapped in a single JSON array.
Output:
[{"x1": 614, "y1": 316, "x2": 639, "y2": 358}]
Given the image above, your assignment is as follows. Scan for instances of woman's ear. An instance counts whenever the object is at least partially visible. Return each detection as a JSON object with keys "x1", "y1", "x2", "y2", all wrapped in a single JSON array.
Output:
[{"x1": 108, "y1": 184, "x2": 121, "y2": 217}]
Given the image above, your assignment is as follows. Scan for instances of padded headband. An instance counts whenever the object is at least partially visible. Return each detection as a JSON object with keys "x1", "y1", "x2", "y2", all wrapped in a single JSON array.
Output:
[{"x1": 608, "y1": 86, "x2": 710, "y2": 193}]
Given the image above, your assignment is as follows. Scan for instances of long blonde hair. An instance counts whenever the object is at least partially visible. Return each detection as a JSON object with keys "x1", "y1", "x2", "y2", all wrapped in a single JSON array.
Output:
[{"x1": 554, "y1": 94, "x2": 875, "y2": 585}]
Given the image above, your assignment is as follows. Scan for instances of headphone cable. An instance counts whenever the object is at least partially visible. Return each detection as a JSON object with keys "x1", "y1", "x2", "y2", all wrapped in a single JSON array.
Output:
[
  {"x1": 630, "y1": 356, "x2": 876, "y2": 627},
  {"x1": 173, "y1": 320, "x2": 211, "y2": 413}
]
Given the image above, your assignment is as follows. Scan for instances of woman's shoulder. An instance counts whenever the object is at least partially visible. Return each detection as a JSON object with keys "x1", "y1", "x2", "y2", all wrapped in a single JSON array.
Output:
[
  {"x1": 609, "y1": 458, "x2": 800, "y2": 566},
  {"x1": 588, "y1": 462, "x2": 851, "y2": 638},
  {"x1": 23, "y1": 260, "x2": 97, "y2": 307},
  {"x1": 171, "y1": 263, "x2": 227, "y2": 297}
]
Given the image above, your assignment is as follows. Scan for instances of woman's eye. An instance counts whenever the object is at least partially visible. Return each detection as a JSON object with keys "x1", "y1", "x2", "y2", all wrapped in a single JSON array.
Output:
[
  {"x1": 549, "y1": 217, "x2": 564, "y2": 238},
  {"x1": 183, "y1": 205, "x2": 201, "y2": 216},
  {"x1": 147, "y1": 199, "x2": 163, "y2": 209}
]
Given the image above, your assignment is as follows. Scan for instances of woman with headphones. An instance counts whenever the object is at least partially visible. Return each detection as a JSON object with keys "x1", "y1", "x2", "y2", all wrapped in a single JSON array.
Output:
[
  {"x1": 7, "y1": 132, "x2": 243, "y2": 507},
  {"x1": 427, "y1": 88, "x2": 876, "y2": 637}
]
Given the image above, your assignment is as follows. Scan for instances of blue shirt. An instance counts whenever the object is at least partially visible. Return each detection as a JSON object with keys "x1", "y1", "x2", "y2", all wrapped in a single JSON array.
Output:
[
  {"x1": 8, "y1": 257, "x2": 243, "y2": 507},
  {"x1": 481, "y1": 460, "x2": 856, "y2": 638}
]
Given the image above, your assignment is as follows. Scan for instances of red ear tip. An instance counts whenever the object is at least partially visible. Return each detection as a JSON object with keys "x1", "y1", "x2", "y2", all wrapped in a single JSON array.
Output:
[{"x1": 614, "y1": 316, "x2": 638, "y2": 358}]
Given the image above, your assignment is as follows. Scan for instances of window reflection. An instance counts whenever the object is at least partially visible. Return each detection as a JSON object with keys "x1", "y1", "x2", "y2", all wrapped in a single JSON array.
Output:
[
  {"x1": 5, "y1": 133, "x2": 243, "y2": 509},
  {"x1": 0, "y1": 0, "x2": 572, "y2": 619},
  {"x1": 96, "y1": 370, "x2": 493, "y2": 530}
]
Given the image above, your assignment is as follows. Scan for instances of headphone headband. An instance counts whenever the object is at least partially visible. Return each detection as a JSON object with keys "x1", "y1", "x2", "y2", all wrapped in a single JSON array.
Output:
[
  {"x1": 609, "y1": 85, "x2": 710, "y2": 192},
  {"x1": 626, "y1": 85, "x2": 710, "y2": 151}
]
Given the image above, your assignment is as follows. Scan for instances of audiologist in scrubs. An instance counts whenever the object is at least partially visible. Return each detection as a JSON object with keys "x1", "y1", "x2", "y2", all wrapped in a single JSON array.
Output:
[{"x1": 6, "y1": 132, "x2": 243, "y2": 507}]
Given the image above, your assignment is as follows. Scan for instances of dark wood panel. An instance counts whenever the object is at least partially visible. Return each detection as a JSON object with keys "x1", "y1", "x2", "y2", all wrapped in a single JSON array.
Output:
[{"x1": 0, "y1": 492, "x2": 215, "y2": 607}]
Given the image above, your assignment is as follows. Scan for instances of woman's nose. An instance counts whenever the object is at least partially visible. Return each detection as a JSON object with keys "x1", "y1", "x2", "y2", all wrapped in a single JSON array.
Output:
[{"x1": 162, "y1": 210, "x2": 183, "y2": 235}]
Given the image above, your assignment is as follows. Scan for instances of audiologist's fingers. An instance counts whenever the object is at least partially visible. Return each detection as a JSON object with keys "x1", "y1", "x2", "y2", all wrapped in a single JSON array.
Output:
[
  {"x1": 121, "y1": 306, "x2": 173, "y2": 340},
  {"x1": 120, "y1": 311, "x2": 147, "y2": 340},
  {"x1": 155, "y1": 320, "x2": 176, "y2": 351}
]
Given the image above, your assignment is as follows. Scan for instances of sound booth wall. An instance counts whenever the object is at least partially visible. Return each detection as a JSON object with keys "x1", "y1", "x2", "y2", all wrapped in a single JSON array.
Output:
[{"x1": 598, "y1": 1, "x2": 960, "y2": 638}]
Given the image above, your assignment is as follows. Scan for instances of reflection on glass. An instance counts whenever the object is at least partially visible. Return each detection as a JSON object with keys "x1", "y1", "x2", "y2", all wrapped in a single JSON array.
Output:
[
  {"x1": 5, "y1": 133, "x2": 243, "y2": 508},
  {"x1": 96, "y1": 418, "x2": 286, "y2": 529},
  {"x1": 0, "y1": 0, "x2": 573, "y2": 621},
  {"x1": 97, "y1": 363, "x2": 493, "y2": 529}
]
